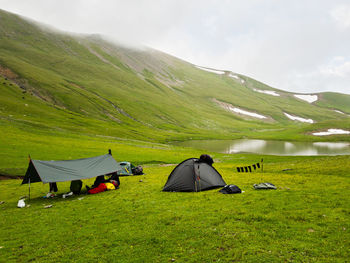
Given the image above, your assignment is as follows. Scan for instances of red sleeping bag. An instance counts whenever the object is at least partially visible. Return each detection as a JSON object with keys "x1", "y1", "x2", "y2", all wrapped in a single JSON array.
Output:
[{"x1": 88, "y1": 183, "x2": 107, "y2": 194}]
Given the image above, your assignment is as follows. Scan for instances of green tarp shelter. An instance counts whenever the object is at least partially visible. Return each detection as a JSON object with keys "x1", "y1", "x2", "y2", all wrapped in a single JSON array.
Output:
[{"x1": 22, "y1": 153, "x2": 122, "y2": 184}]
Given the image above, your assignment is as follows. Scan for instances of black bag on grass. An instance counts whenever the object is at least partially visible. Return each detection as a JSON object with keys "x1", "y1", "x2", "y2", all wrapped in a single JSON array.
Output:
[
  {"x1": 132, "y1": 165, "x2": 143, "y2": 175},
  {"x1": 70, "y1": 180, "x2": 83, "y2": 194},
  {"x1": 219, "y1": 184, "x2": 242, "y2": 194}
]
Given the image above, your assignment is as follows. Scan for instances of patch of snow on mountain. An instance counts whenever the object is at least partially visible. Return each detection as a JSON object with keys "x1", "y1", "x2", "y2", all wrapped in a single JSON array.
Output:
[
  {"x1": 334, "y1": 110, "x2": 350, "y2": 117},
  {"x1": 195, "y1": 66, "x2": 225, "y2": 75},
  {"x1": 228, "y1": 106, "x2": 267, "y2": 119},
  {"x1": 284, "y1": 112, "x2": 314, "y2": 123},
  {"x1": 253, "y1": 88, "x2": 280, "y2": 96},
  {"x1": 229, "y1": 73, "x2": 239, "y2": 80},
  {"x1": 228, "y1": 73, "x2": 245, "y2": 84},
  {"x1": 294, "y1": 94, "x2": 318, "y2": 103},
  {"x1": 312, "y1": 129, "x2": 350, "y2": 136}
]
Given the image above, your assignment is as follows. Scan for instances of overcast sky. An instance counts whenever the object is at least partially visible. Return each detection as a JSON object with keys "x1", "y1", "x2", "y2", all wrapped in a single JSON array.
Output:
[{"x1": 1, "y1": 0, "x2": 350, "y2": 94}]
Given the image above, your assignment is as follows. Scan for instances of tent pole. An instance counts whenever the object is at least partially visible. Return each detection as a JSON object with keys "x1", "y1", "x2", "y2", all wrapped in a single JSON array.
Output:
[
  {"x1": 261, "y1": 158, "x2": 264, "y2": 183},
  {"x1": 28, "y1": 178, "x2": 31, "y2": 201},
  {"x1": 28, "y1": 154, "x2": 31, "y2": 201}
]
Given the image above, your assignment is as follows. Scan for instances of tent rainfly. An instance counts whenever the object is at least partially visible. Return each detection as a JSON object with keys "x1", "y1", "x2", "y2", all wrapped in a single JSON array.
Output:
[
  {"x1": 163, "y1": 158, "x2": 226, "y2": 192},
  {"x1": 22, "y1": 153, "x2": 122, "y2": 185}
]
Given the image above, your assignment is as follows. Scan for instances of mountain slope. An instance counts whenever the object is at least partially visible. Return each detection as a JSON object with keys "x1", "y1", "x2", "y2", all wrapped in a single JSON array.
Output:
[{"x1": 0, "y1": 9, "x2": 349, "y2": 143}]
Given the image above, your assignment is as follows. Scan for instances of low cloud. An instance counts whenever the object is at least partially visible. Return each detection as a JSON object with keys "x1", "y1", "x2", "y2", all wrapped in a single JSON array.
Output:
[
  {"x1": 331, "y1": 4, "x2": 350, "y2": 29},
  {"x1": 1, "y1": 0, "x2": 349, "y2": 94}
]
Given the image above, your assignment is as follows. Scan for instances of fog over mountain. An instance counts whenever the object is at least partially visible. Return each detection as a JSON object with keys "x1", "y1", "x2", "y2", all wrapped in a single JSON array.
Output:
[{"x1": 1, "y1": 0, "x2": 350, "y2": 95}]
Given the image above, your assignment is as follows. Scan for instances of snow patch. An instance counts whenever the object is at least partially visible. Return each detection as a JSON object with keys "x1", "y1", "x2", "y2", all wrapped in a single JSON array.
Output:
[
  {"x1": 284, "y1": 112, "x2": 314, "y2": 123},
  {"x1": 334, "y1": 110, "x2": 345, "y2": 114},
  {"x1": 213, "y1": 99, "x2": 267, "y2": 119},
  {"x1": 228, "y1": 106, "x2": 267, "y2": 119},
  {"x1": 253, "y1": 88, "x2": 280, "y2": 97},
  {"x1": 334, "y1": 110, "x2": 350, "y2": 117},
  {"x1": 294, "y1": 94, "x2": 318, "y2": 103},
  {"x1": 195, "y1": 66, "x2": 225, "y2": 75},
  {"x1": 312, "y1": 129, "x2": 350, "y2": 136},
  {"x1": 228, "y1": 73, "x2": 245, "y2": 84},
  {"x1": 229, "y1": 74, "x2": 239, "y2": 80}
]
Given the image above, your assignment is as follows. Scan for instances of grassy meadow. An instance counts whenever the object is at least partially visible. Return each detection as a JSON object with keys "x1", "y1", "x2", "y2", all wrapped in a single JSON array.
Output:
[{"x1": 0, "y1": 130, "x2": 349, "y2": 262}]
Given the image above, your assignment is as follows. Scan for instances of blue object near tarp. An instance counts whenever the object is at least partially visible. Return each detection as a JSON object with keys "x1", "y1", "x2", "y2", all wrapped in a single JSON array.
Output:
[{"x1": 117, "y1": 162, "x2": 134, "y2": 176}]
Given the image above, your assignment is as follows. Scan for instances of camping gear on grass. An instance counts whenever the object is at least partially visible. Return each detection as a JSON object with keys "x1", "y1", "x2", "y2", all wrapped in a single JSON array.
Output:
[
  {"x1": 92, "y1": 175, "x2": 105, "y2": 187},
  {"x1": 22, "y1": 153, "x2": 121, "y2": 184},
  {"x1": 132, "y1": 165, "x2": 143, "y2": 175},
  {"x1": 163, "y1": 158, "x2": 226, "y2": 192},
  {"x1": 87, "y1": 181, "x2": 117, "y2": 194},
  {"x1": 49, "y1": 182, "x2": 58, "y2": 192},
  {"x1": 219, "y1": 185, "x2": 242, "y2": 194},
  {"x1": 105, "y1": 182, "x2": 117, "y2": 190},
  {"x1": 62, "y1": 192, "x2": 73, "y2": 198},
  {"x1": 70, "y1": 180, "x2": 83, "y2": 194},
  {"x1": 17, "y1": 199, "x2": 25, "y2": 208},
  {"x1": 117, "y1": 162, "x2": 133, "y2": 176},
  {"x1": 43, "y1": 192, "x2": 56, "y2": 198},
  {"x1": 22, "y1": 151, "x2": 122, "y2": 199},
  {"x1": 236, "y1": 159, "x2": 263, "y2": 173},
  {"x1": 117, "y1": 162, "x2": 144, "y2": 176},
  {"x1": 199, "y1": 154, "x2": 214, "y2": 166},
  {"x1": 253, "y1": 182, "x2": 277, "y2": 190}
]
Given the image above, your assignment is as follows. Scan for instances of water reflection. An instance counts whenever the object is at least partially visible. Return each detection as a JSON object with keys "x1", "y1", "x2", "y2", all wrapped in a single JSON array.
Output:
[{"x1": 174, "y1": 139, "x2": 350, "y2": 156}]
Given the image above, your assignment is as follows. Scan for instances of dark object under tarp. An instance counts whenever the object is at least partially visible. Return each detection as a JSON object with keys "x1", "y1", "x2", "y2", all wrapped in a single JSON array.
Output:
[
  {"x1": 163, "y1": 158, "x2": 226, "y2": 192},
  {"x1": 22, "y1": 154, "x2": 122, "y2": 184}
]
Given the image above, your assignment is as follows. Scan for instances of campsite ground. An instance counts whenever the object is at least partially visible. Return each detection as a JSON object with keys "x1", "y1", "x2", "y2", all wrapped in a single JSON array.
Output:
[{"x1": 1, "y1": 139, "x2": 349, "y2": 262}]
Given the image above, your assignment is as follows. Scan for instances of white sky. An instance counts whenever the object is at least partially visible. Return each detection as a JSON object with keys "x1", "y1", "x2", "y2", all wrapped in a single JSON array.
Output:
[{"x1": 1, "y1": 0, "x2": 350, "y2": 95}]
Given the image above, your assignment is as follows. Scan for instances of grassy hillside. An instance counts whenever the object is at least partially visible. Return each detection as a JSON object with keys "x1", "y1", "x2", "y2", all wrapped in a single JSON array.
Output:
[{"x1": 0, "y1": 8, "x2": 349, "y2": 147}]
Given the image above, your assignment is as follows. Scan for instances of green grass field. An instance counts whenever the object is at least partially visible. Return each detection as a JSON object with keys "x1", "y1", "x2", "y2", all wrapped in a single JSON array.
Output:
[{"x1": 1, "y1": 137, "x2": 349, "y2": 262}]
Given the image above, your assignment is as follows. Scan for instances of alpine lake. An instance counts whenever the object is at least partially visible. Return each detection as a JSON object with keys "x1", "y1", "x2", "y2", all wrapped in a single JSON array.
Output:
[{"x1": 173, "y1": 139, "x2": 350, "y2": 156}]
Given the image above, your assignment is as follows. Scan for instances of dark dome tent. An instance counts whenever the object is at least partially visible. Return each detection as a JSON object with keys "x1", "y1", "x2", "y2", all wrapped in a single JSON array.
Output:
[{"x1": 163, "y1": 158, "x2": 226, "y2": 192}]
